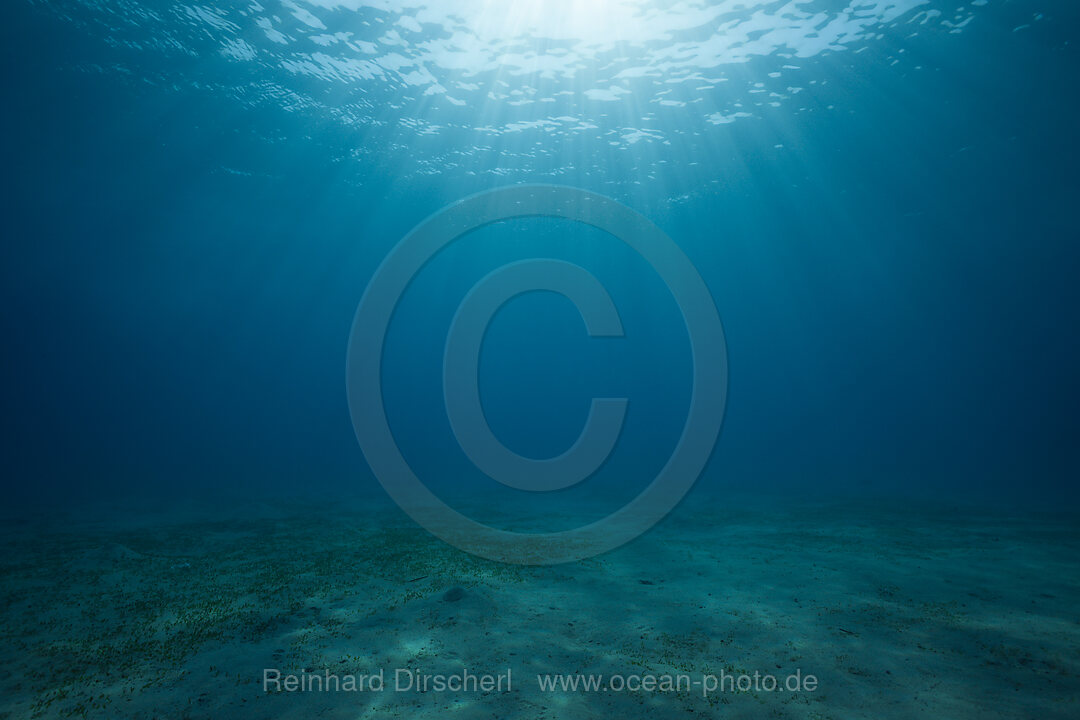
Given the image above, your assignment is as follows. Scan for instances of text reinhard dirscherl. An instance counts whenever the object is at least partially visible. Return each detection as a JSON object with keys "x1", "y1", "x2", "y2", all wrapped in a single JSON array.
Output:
[
  {"x1": 264, "y1": 668, "x2": 511, "y2": 694},
  {"x1": 262, "y1": 668, "x2": 819, "y2": 698}
]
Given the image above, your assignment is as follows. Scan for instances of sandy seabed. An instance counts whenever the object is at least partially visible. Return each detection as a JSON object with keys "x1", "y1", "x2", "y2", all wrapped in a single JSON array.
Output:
[{"x1": 1, "y1": 494, "x2": 1077, "y2": 719}]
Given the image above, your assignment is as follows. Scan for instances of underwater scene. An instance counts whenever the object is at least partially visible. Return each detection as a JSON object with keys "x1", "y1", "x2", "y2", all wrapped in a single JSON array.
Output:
[{"x1": 1, "y1": 0, "x2": 1078, "y2": 718}]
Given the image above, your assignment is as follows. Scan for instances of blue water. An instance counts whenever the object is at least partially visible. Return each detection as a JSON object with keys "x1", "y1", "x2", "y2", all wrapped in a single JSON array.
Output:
[
  {"x1": 2, "y1": 0, "x2": 1077, "y2": 515},
  {"x1": 3, "y1": 4, "x2": 1080, "y2": 719}
]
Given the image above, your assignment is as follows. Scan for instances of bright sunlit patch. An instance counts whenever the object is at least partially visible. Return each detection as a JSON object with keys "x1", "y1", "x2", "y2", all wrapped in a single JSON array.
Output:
[{"x1": 433, "y1": 0, "x2": 655, "y2": 47}]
